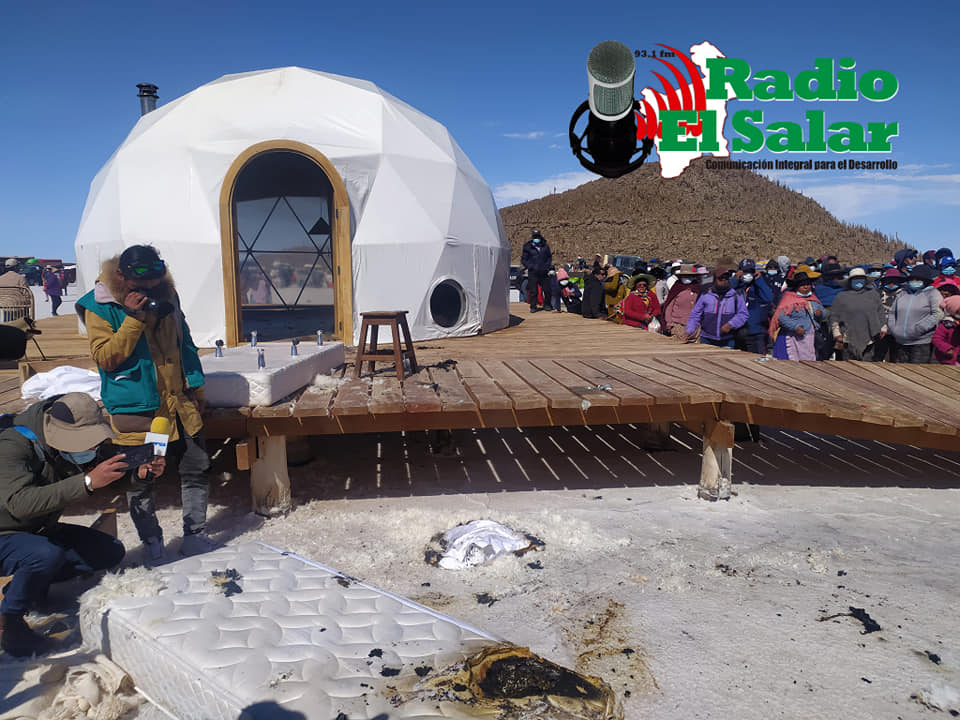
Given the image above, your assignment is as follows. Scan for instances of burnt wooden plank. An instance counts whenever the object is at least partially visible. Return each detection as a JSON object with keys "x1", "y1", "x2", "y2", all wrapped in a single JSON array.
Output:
[
  {"x1": 428, "y1": 367, "x2": 478, "y2": 412},
  {"x1": 402, "y1": 378, "x2": 443, "y2": 414}
]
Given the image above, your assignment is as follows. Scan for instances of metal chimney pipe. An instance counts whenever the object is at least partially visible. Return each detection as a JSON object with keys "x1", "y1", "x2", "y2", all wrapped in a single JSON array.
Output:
[{"x1": 136, "y1": 83, "x2": 159, "y2": 115}]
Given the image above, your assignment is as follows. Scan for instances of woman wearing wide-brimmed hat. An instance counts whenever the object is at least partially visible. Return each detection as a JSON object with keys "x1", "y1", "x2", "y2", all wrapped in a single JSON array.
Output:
[
  {"x1": 769, "y1": 272, "x2": 825, "y2": 360},
  {"x1": 620, "y1": 274, "x2": 660, "y2": 330}
]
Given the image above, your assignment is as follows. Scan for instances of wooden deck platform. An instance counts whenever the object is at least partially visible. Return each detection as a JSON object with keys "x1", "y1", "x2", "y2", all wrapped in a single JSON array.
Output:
[
  {"x1": 4, "y1": 309, "x2": 959, "y2": 450},
  {"x1": 3, "y1": 306, "x2": 959, "y2": 508}
]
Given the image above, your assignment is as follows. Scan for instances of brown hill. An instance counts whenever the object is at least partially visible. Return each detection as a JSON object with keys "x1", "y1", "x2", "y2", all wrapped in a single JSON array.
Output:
[{"x1": 499, "y1": 158, "x2": 905, "y2": 267}]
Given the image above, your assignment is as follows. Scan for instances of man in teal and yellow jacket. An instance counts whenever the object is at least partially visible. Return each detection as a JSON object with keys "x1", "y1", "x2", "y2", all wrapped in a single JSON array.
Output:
[{"x1": 77, "y1": 245, "x2": 217, "y2": 565}]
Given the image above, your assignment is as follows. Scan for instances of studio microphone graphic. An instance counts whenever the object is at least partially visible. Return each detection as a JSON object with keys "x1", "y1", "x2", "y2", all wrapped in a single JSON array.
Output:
[
  {"x1": 145, "y1": 416, "x2": 170, "y2": 457},
  {"x1": 569, "y1": 40, "x2": 654, "y2": 178}
]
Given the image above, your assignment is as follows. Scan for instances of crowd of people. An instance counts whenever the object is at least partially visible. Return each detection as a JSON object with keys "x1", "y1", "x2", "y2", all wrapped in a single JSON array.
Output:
[{"x1": 520, "y1": 231, "x2": 960, "y2": 365}]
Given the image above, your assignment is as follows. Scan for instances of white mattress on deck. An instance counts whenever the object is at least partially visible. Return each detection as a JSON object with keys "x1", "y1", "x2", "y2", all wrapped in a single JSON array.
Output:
[
  {"x1": 81, "y1": 542, "x2": 500, "y2": 719},
  {"x1": 201, "y1": 342, "x2": 344, "y2": 407}
]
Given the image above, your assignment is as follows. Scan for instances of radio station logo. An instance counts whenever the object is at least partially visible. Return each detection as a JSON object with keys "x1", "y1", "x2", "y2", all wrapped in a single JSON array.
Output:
[
  {"x1": 634, "y1": 42, "x2": 899, "y2": 177},
  {"x1": 569, "y1": 40, "x2": 899, "y2": 180}
]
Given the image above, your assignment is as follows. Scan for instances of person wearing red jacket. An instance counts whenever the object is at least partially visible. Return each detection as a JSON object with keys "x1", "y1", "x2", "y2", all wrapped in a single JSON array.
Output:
[
  {"x1": 932, "y1": 296, "x2": 960, "y2": 365},
  {"x1": 620, "y1": 275, "x2": 660, "y2": 329}
]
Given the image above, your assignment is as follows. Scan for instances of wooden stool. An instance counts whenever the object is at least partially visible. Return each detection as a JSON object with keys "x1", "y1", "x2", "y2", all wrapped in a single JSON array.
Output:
[{"x1": 354, "y1": 311, "x2": 418, "y2": 381}]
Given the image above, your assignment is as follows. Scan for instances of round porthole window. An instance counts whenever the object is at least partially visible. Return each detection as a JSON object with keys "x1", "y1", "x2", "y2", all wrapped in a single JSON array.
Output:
[{"x1": 430, "y1": 279, "x2": 465, "y2": 328}]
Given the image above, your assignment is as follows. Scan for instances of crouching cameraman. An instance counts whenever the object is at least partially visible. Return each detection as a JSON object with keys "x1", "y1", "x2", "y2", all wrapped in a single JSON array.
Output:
[{"x1": 0, "y1": 393, "x2": 163, "y2": 657}]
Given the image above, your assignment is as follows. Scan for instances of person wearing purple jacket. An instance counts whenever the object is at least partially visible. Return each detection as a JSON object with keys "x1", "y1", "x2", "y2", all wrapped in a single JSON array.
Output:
[{"x1": 685, "y1": 264, "x2": 749, "y2": 348}]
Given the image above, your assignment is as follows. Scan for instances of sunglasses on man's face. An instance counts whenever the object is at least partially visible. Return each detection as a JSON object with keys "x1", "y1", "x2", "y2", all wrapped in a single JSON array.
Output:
[{"x1": 126, "y1": 260, "x2": 165, "y2": 277}]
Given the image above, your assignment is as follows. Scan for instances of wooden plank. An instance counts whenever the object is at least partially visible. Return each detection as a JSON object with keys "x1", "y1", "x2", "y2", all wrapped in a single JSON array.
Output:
[
  {"x1": 798, "y1": 361, "x2": 937, "y2": 431},
  {"x1": 481, "y1": 360, "x2": 550, "y2": 411},
  {"x1": 708, "y1": 357, "x2": 826, "y2": 413},
  {"x1": 251, "y1": 398, "x2": 297, "y2": 419},
  {"x1": 881, "y1": 361, "x2": 960, "y2": 396},
  {"x1": 635, "y1": 357, "x2": 734, "y2": 405},
  {"x1": 428, "y1": 367, "x2": 477, "y2": 412},
  {"x1": 906, "y1": 364, "x2": 960, "y2": 394},
  {"x1": 743, "y1": 359, "x2": 891, "y2": 425},
  {"x1": 670, "y1": 356, "x2": 818, "y2": 414},
  {"x1": 453, "y1": 359, "x2": 514, "y2": 413},
  {"x1": 0, "y1": 377, "x2": 20, "y2": 394},
  {"x1": 556, "y1": 359, "x2": 654, "y2": 407},
  {"x1": 331, "y1": 378, "x2": 372, "y2": 416},
  {"x1": 582, "y1": 358, "x2": 686, "y2": 405},
  {"x1": 603, "y1": 357, "x2": 715, "y2": 405},
  {"x1": 504, "y1": 360, "x2": 583, "y2": 410},
  {"x1": 291, "y1": 384, "x2": 336, "y2": 417},
  {"x1": 369, "y1": 377, "x2": 404, "y2": 415},
  {"x1": 401, "y1": 377, "x2": 443, "y2": 414},
  {"x1": 838, "y1": 362, "x2": 960, "y2": 434},
  {"x1": 529, "y1": 359, "x2": 619, "y2": 406}
]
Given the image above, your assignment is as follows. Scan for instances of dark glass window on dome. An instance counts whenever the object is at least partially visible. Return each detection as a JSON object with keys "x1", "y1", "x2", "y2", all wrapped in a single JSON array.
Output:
[{"x1": 233, "y1": 151, "x2": 336, "y2": 341}]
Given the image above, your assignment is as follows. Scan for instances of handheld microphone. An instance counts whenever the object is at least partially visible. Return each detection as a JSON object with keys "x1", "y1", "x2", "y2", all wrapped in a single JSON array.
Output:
[{"x1": 144, "y1": 416, "x2": 171, "y2": 457}]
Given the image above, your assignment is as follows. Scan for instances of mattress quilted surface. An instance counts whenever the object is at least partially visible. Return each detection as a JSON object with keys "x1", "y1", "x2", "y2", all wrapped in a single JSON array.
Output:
[{"x1": 84, "y1": 542, "x2": 501, "y2": 719}]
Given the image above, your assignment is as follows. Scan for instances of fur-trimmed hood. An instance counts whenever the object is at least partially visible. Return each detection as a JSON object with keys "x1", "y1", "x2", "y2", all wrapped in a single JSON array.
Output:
[{"x1": 92, "y1": 255, "x2": 176, "y2": 306}]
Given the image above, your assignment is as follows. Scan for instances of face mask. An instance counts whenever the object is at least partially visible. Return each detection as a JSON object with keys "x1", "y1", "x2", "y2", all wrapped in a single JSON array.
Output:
[
  {"x1": 907, "y1": 280, "x2": 924, "y2": 292},
  {"x1": 533, "y1": 238, "x2": 542, "y2": 244},
  {"x1": 741, "y1": 273, "x2": 754, "y2": 283},
  {"x1": 944, "y1": 267, "x2": 957, "y2": 276},
  {"x1": 797, "y1": 290, "x2": 812, "y2": 297},
  {"x1": 884, "y1": 284, "x2": 899, "y2": 292},
  {"x1": 767, "y1": 269, "x2": 778, "y2": 276},
  {"x1": 61, "y1": 449, "x2": 97, "y2": 466},
  {"x1": 680, "y1": 277, "x2": 694, "y2": 285},
  {"x1": 850, "y1": 280, "x2": 866, "y2": 290}
]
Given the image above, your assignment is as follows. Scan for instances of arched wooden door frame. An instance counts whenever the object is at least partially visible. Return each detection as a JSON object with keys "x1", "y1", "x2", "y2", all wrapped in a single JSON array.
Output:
[{"x1": 219, "y1": 140, "x2": 353, "y2": 346}]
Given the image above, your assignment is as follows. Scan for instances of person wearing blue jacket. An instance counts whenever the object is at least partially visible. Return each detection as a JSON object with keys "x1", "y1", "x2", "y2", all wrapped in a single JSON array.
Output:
[
  {"x1": 686, "y1": 263, "x2": 749, "y2": 348},
  {"x1": 731, "y1": 259, "x2": 774, "y2": 354}
]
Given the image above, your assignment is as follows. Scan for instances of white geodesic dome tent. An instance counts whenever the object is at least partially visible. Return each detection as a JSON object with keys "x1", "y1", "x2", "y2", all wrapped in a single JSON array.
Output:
[{"x1": 74, "y1": 66, "x2": 510, "y2": 347}]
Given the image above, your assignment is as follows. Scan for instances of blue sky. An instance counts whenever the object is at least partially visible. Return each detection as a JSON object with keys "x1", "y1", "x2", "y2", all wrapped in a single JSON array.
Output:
[{"x1": 1, "y1": 0, "x2": 956, "y2": 261}]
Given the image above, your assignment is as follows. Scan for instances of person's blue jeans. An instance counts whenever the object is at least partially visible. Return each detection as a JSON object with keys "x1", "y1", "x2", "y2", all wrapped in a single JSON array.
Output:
[
  {"x1": 127, "y1": 423, "x2": 211, "y2": 542},
  {"x1": 0, "y1": 524, "x2": 125, "y2": 616},
  {"x1": 700, "y1": 336, "x2": 736, "y2": 349}
]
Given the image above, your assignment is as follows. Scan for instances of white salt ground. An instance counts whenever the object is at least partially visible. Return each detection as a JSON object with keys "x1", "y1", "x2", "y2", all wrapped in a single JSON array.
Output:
[{"x1": 2, "y1": 423, "x2": 959, "y2": 719}]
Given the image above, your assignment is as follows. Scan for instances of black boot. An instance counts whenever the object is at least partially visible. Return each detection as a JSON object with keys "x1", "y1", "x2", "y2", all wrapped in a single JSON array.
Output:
[{"x1": 0, "y1": 613, "x2": 51, "y2": 657}]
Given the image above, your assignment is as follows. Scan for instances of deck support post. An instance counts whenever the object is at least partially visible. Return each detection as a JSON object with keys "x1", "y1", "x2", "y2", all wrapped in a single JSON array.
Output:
[
  {"x1": 698, "y1": 419, "x2": 734, "y2": 501},
  {"x1": 251, "y1": 435, "x2": 291, "y2": 516},
  {"x1": 634, "y1": 422, "x2": 672, "y2": 450}
]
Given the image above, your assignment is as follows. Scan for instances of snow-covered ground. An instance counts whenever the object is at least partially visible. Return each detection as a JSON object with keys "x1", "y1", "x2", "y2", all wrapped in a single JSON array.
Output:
[{"x1": 2, "y1": 424, "x2": 959, "y2": 718}]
